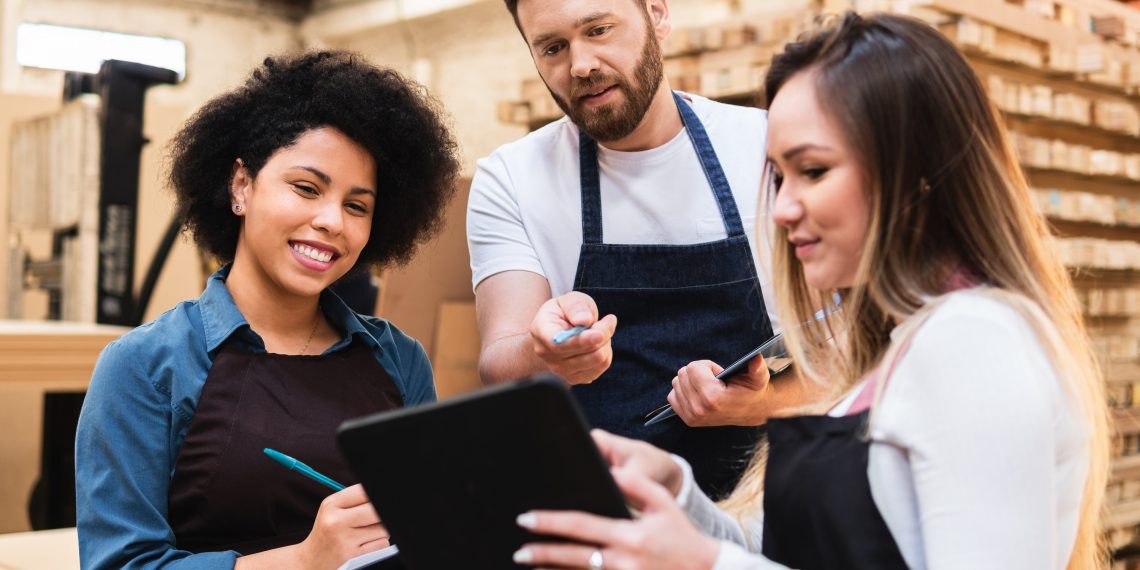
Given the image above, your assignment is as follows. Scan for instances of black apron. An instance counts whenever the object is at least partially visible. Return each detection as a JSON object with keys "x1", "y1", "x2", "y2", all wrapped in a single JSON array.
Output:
[
  {"x1": 168, "y1": 342, "x2": 403, "y2": 554},
  {"x1": 762, "y1": 411, "x2": 909, "y2": 569},
  {"x1": 571, "y1": 91, "x2": 773, "y2": 499}
]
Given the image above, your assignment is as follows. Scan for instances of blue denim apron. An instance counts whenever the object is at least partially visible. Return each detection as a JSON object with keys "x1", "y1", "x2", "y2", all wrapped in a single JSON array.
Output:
[{"x1": 571, "y1": 92, "x2": 772, "y2": 498}]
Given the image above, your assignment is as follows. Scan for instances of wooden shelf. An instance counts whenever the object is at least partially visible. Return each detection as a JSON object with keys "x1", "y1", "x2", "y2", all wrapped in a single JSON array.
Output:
[
  {"x1": 1030, "y1": 170, "x2": 1140, "y2": 202},
  {"x1": 1115, "y1": 407, "x2": 1140, "y2": 435},
  {"x1": 964, "y1": 48, "x2": 1140, "y2": 103},
  {"x1": 1069, "y1": 268, "x2": 1140, "y2": 289},
  {"x1": 1025, "y1": 167, "x2": 1140, "y2": 189},
  {"x1": 916, "y1": 0, "x2": 1140, "y2": 96},
  {"x1": 1110, "y1": 498, "x2": 1140, "y2": 529},
  {"x1": 1003, "y1": 112, "x2": 1140, "y2": 154},
  {"x1": 1049, "y1": 218, "x2": 1140, "y2": 241},
  {"x1": 0, "y1": 320, "x2": 126, "y2": 388},
  {"x1": 1113, "y1": 453, "x2": 1140, "y2": 481},
  {"x1": 1108, "y1": 361, "x2": 1140, "y2": 384}
]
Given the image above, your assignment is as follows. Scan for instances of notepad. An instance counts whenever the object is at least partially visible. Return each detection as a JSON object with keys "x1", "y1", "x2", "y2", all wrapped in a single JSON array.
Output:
[{"x1": 337, "y1": 544, "x2": 399, "y2": 570}]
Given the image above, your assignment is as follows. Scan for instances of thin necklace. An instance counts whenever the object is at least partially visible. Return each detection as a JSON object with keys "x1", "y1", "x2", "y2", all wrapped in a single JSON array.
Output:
[{"x1": 299, "y1": 313, "x2": 320, "y2": 355}]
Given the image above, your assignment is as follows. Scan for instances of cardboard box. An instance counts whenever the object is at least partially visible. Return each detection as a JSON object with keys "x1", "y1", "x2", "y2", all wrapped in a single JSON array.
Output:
[
  {"x1": 430, "y1": 301, "x2": 482, "y2": 400},
  {"x1": 1094, "y1": 15, "x2": 1126, "y2": 41},
  {"x1": 1076, "y1": 43, "x2": 1106, "y2": 73}
]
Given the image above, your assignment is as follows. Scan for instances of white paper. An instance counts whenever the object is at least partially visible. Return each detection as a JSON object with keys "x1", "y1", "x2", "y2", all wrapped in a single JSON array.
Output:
[{"x1": 337, "y1": 544, "x2": 399, "y2": 570}]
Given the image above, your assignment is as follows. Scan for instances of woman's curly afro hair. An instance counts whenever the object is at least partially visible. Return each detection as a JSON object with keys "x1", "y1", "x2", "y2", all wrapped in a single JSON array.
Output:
[{"x1": 168, "y1": 50, "x2": 461, "y2": 270}]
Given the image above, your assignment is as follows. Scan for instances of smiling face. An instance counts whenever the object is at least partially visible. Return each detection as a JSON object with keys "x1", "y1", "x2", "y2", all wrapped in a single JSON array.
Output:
[
  {"x1": 517, "y1": 0, "x2": 666, "y2": 142},
  {"x1": 767, "y1": 72, "x2": 870, "y2": 291},
  {"x1": 230, "y1": 126, "x2": 376, "y2": 300}
]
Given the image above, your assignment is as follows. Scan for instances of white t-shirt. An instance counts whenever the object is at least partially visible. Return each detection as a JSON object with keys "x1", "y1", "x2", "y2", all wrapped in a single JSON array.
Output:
[
  {"x1": 467, "y1": 93, "x2": 779, "y2": 330},
  {"x1": 676, "y1": 290, "x2": 1090, "y2": 569}
]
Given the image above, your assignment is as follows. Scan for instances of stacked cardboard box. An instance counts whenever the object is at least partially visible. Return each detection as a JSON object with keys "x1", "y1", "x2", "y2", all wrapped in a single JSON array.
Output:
[
  {"x1": 697, "y1": 44, "x2": 773, "y2": 99},
  {"x1": 1093, "y1": 15, "x2": 1126, "y2": 42},
  {"x1": 1093, "y1": 99, "x2": 1140, "y2": 136},
  {"x1": 1010, "y1": 131, "x2": 1140, "y2": 179},
  {"x1": 1034, "y1": 188, "x2": 1140, "y2": 226},
  {"x1": 1057, "y1": 237, "x2": 1140, "y2": 270},
  {"x1": 1077, "y1": 288, "x2": 1140, "y2": 317}
]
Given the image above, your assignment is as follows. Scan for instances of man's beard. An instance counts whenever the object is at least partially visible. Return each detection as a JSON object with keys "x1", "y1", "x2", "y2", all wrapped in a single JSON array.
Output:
[{"x1": 547, "y1": 24, "x2": 665, "y2": 143}]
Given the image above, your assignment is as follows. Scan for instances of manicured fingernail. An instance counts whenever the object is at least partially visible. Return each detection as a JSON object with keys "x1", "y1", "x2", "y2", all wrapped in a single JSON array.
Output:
[
  {"x1": 572, "y1": 312, "x2": 591, "y2": 323},
  {"x1": 513, "y1": 547, "x2": 533, "y2": 563},
  {"x1": 517, "y1": 512, "x2": 537, "y2": 529}
]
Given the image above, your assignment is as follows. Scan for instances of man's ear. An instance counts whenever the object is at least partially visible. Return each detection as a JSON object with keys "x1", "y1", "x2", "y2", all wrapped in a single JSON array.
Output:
[
  {"x1": 230, "y1": 158, "x2": 251, "y2": 215},
  {"x1": 647, "y1": 0, "x2": 671, "y2": 41}
]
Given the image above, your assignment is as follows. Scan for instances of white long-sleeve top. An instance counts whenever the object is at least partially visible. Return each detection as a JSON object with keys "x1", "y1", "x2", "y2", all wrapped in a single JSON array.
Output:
[{"x1": 676, "y1": 290, "x2": 1090, "y2": 569}]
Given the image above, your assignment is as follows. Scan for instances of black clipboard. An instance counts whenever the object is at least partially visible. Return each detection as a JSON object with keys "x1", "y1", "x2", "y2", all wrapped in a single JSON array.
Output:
[{"x1": 337, "y1": 375, "x2": 631, "y2": 569}]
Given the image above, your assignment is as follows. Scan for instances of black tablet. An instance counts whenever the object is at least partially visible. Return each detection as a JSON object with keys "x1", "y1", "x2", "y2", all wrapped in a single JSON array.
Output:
[{"x1": 336, "y1": 375, "x2": 631, "y2": 569}]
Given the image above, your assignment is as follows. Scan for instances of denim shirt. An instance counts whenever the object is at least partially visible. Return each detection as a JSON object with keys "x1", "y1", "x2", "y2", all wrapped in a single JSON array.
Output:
[{"x1": 75, "y1": 268, "x2": 436, "y2": 569}]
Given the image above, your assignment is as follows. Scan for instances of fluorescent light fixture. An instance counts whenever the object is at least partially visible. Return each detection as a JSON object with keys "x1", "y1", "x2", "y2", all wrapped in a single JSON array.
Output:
[{"x1": 16, "y1": 23, "x2": 186, "y2": 79}]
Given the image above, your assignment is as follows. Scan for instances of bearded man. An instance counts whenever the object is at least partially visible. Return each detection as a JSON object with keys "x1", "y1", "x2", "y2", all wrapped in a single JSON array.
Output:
[{"x1": 468, "y1": 0, "x2": 793, "y2": 498}]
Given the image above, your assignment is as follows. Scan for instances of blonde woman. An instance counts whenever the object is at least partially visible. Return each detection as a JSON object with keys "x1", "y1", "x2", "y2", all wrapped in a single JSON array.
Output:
[{"x1": 511, "y1": 12, "x2": 1109, "y2": 570}]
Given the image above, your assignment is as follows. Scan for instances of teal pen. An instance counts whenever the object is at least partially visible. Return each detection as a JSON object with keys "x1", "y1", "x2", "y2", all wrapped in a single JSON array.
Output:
[
  {"x1": 263, "y1": 448, "x2": 346, "y2": 492},
  {"x1": 552, "y1": 324, "x2": 590, "y2": 345}
]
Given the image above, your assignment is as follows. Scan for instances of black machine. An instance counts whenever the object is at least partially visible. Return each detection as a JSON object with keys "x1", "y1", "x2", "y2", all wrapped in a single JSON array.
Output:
[{"x1": 26, "y1": 60, "x2": 177, "y2": 531}]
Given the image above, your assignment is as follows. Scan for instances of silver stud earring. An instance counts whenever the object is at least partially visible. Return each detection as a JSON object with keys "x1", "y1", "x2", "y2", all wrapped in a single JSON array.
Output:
[
  {"x1": 919, "y1": 177, "x2": 932, "y2": 194},
  {"x1": 233, "y1": 204, "x2": 242, "y2": 213}
]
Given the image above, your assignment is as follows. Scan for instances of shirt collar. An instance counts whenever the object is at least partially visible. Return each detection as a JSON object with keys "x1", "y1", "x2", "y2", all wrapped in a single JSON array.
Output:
[
  {"x1": 199, "y1": 266, "x2": 251, "y2": 353},
  {"x1": 198, "y1": 265, "x2": 382, "y2": 353},
  {"x1": 320, "y1": 286, "x2": 383, "y2": 352}
]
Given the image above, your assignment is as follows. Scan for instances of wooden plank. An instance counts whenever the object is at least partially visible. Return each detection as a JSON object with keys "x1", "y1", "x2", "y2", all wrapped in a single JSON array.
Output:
[
  {"x1": 1025, "y1": 167, "x2": 1140, "y2": 194},
  {"x1": 913, "y1": 0, "x2": 1083, "y2": 48},
  {"x1": 1004, "y1": 114, "x2": 1140, "y2": 154},
  {"x1": 0, "y1": 321, "x2": 126, "y2": 386},
  {"x1": 1107, "y1": 361, "x2": 1140, "y2": 383},
  {"x1": 969, "y1": 50, "x2": 1140, "y2": 104},
  {"x1": 0, "y1": 527, "x2": 78, "y2": 570},
  {"x1": 1029, "y1": 169, "x2": 1140, "y2": 201},
  {"x1": 1049, "y1": 218, "x2": 1140, "y2": 241},
  {"x1": 1110, "y1": 498, "x2": 1140, "y2": 529},
  {"x1": 1113, "y1": 453, "x2": 1140, "y2": 481}
]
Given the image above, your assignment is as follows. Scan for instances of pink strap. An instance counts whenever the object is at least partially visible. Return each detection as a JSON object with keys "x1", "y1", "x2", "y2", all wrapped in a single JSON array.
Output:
[
  {"x1": 847, "y1": 370, "x2": 882, "y2": 415},
  {"x1": 846, "y1": 333, "x2": 918, "y2": 415},
  {"x1": 842, "y1": 267, "x2": 979, "y2": 415}
]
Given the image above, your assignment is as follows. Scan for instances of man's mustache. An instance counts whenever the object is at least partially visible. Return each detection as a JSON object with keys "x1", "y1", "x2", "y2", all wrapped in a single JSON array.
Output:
[{"x1": 570, "y1": 75, "x2": 624, "y2": 101}]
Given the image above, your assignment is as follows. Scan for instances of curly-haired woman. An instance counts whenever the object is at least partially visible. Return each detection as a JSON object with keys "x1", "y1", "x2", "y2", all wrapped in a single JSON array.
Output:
[{"x1": 75, "y1": 50, "x2": 460, "y2": 569}]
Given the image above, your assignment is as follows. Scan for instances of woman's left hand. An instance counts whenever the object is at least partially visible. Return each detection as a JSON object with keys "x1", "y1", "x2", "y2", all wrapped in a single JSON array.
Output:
[{"x1": 513, "y1": 466, "x2": 720, "y2": 570}]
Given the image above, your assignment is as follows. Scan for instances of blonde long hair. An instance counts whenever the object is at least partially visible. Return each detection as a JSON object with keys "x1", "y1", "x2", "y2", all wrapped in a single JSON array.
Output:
[{"x1": 721, "y1": 13, "x2": 1109, "y2": 568}]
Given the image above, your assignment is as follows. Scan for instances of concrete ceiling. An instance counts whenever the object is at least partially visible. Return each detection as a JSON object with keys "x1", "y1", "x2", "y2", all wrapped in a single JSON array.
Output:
[{"x1": 165, "y1": 0, "x2": 316, "y2": 20}]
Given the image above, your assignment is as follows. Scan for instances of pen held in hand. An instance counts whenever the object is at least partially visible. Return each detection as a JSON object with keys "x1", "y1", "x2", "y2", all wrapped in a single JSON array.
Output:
[
  {"x1": 552, "y1": 324, "x2": 590, "y2": 345},
  {"x1": 263, "y1": 447, "x2": 346, "y2": 492}
]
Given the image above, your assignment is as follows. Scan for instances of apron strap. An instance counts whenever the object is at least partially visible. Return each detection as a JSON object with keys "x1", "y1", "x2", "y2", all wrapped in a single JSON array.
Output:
[
  {"x1": 672, "y1": 91, "x2": 745, "y2": 238},
  {"x1": 579, "y1": 130, "x2": 605, "y2": 245},
  {"x1": 576, "y1": 91, "x2": 748, "y2": 245}
]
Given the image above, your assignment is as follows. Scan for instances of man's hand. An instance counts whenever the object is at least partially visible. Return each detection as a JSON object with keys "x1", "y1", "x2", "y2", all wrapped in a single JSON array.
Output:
[
  {"x1": 668, "y1": 354, "x2": 773, "y2": 427},
  {"x1": 529, "y1": 292, "x2": 618, "y2": 385}
]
